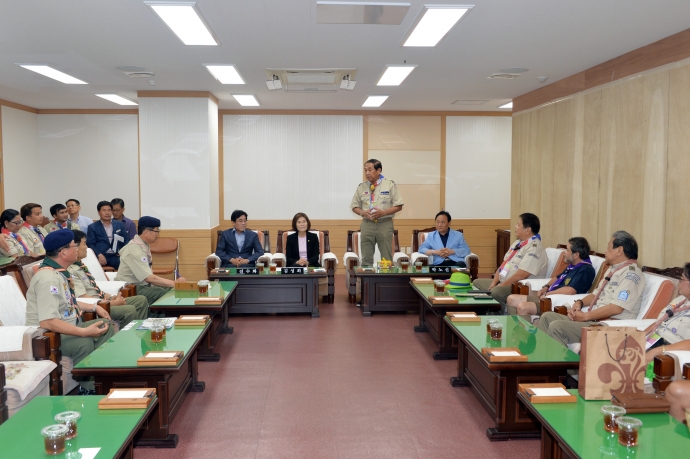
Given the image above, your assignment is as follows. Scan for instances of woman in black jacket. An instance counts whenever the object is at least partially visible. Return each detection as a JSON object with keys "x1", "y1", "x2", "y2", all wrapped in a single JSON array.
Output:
[{"x1": 286, "y1": 212, "x2": 321, "y2": 267}]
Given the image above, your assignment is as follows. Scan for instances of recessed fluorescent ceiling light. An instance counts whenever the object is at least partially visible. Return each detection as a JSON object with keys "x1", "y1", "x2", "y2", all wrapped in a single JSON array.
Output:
[
  {"x1": 233, "y1": 95, "x2": 259, "y2": 106},
  {"x1": 205, "y1": 65, "x2": 245, "y2": 84},
  {"x1": 95, "y1": 94, "x2": 138, "y2": 106},
  {"x1": 362, "y1": 96, "x2": 389, "y2": 107},
  {"x1": 146, "y1": 2, "x2": 219, "y2": 46},
  {"x1": 499, "y1": 102, "x2": 513, "y2": 109},
  {"x1": 403, "y1": 5, "x2": 472, "y2": 47},
  {"x1": 377, "y1": 66, "x2": 416, "y2": 86},
  {"x1": 19, "y1": 65, "x2": 87, "y2": 84}
]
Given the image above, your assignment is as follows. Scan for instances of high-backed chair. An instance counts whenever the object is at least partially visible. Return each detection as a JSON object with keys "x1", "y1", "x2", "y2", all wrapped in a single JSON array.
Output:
[
  {"x1": 409, "y1": 227, "x2": 480, "y2": 280},
  {"x1": 149, "y1": 237, "x2": 179, "y2": 275},
  {"x1": 205, "y1": 229, "x2": 272, "y2": 277},
  {"x1": 271, "y1": 230, "x2": 338, "y2": 303},
  {"x1": 82, "y1": 248, "x2": 127, "y2": 296},
  {"x1": 343, "y1": 229, "x2": 409, "y2": 303},
  {"x1": 0, "y1": 275, "x2": 59, "y2": 413},
  {"x1": 516, "y1": 251, "x2": 605, "y2": 296},
  {"x1": 0, "y1": 256, "x2": 44, "y2": 296}
]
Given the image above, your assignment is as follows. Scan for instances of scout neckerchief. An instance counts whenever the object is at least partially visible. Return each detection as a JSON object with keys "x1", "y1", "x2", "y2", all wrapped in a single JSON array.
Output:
[
  {"x1": 589, "y1": 259, "x2": 637, "y2": 310},
  {"x1": 497, "y1": 234, "x2": 541, "y2": 274},
  {"x1": 548, "y1": 257, "x2": 593, "y2": 292},
  {"x1": 40, "y1": 257, "x2": 82, "y2": 323},
  {"x1": 130, "y1": 235, "x2": 152, "y2": 267},
  {"x1": 1, "y1": 227, "x2": 29, "y2": 255},
  {"x1": 54, "y1": 219, "x2": 68, "y2": 229},
  {"x1": 22, "y1": 222, "x2": 45, "y2": 243},
  {"x1": 369, "y1": 174, "x2": 385, "y2": 204},
  {"x1": 74, "y1": 261, "x2": 105, "y2": 299},
  {"x1": 646, "y1": 298, "x2": 690, "y2": 338}
]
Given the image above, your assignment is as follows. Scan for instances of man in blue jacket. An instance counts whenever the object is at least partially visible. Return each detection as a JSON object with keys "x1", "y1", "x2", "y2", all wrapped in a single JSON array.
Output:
[
  {"x1": 86, "y1": 201, "x2": 131, "y2": 269},
  {"x1": 216, "y1": 210, "x2": 264, "y2": 267},
  {"x1": 418, "y1": 211, "x2": 471, "y2": 267}
]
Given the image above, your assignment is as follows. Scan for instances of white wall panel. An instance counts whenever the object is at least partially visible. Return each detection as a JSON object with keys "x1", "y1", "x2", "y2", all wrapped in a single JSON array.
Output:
[
  {"x1": 367, "y1": 150, "x2": 440, "y2": 184},
  {"x1": 139, "y1": 97, "x2": 217, "y2": 229},
  {"x1": 2, "y1": 106, "x2": 40, "y2": 209},
  {"x1": 446, "y1": 116, "x2": 512, "y2": 219},
  {"x1": 223, "y1": 114, "x2": 362, "y2": 220},
  {"x1": 37, "y1": 114, "x2": 139, "y2": 220}
]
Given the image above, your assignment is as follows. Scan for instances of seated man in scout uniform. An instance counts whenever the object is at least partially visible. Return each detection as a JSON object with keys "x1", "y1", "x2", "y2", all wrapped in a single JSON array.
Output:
[
  {"x1": 538, "y1": 231, "x2": 646, "y2": 346},
  {"x1": 115, "y1": 216, "x2": 187, "y2": 306},
  {"x1": 505, "y1": 236, "x2": 596, "y2": 317},
  {"x1": 44, "y1": 203, "x2": 80, "y2": 233},
  {"x1": 24, "y1": 229, "x2": 116, "y2": 395},
  {"x1": 473, "y1": 212, "x2": 548, "y2": 311},
  {"x1": 68, "y1": 229, "x2": 149, "y2": 325},
  {"x1": 17, "y1": 202, "x2": 48, "y2": 256}
]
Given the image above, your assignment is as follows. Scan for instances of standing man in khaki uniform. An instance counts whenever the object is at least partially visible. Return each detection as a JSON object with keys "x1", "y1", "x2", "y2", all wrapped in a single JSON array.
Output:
[
  {"x1": 350, "y1": 159, "x2": 404, "y2": 266},
  {"x1": 24, "y1": 229, "x2": 115, "y2": 395},
  {"x1": 115, "y1": 216, "x2": 187, "y2": 306},
  {"x1": 474, "y1": 213, "x2": 548, "y2": 311},
  {"x1": 68, "y1": 229, "x2": 150, "y2": 324},
  {"x1": 538, "y1": 231, "x2": 646, "y2": 346},
  {"x1": 18, "y1": 202, "x2": 48, "y2": 256}
]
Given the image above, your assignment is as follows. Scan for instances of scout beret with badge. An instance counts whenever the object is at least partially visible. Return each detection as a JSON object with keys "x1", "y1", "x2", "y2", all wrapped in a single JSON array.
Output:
[
  {"x1": 43, "y1": 229, "x2": 74, "y2": 252},
  {"x1": 138, "y1": 216, "x2": 161, "y2": 231}
]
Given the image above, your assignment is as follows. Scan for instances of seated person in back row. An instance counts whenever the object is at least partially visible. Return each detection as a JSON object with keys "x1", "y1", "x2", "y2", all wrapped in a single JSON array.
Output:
[
  {"x1": 25, "y1": 229, "x2": 115, "y2": 395},
  {"x1": 474, "y1": 212, "x2": 548, "y2": 311},
  {"x1": 505, "y1": 236, "x2": 596, "y2": 316},
  {"x1": 87, "y1": 201, "x2": 130, "y2": 269},
  {"x1": 115, "y1": 216, "x2": 187, "y2": 306},
  {"x1": 0, "y1": 209, "x2": 39, "y2": 257},
  {"x1": 44, "y1": 203, "x2": 80, "y2": 232},
  {"x1": 17, "y1": 202, "x2": 48, "y2": 256},
  {"x1": 538, "y1": 231, "x2": 646, "y2": 346},
  {"x1": 286, "y1": 212, "x2": 321, "y2": 267},
  {"x1": 216, "y1": 210, "x2": 264, "y2": 267},
  {"x1": 68, "y1": 229, "x2": 150, "y2": 325},
  {"x1": 418, "y1": 211, "x2": 471, "y2": 267}
]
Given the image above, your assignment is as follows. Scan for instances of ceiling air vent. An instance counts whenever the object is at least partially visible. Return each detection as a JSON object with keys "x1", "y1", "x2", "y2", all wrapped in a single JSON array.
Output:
[
  {"x1": 487, "y1": 73, "x2": 520, "y2": 80},
  {"x1": 451, "y1": 100, "x2": 487, "y2": 105},
  {"x1": 126, "y1": 72, "x2": 156, "y2": 78},
  {"x1": 265, "y1": 68, "x2": 357, "y2": 92}
]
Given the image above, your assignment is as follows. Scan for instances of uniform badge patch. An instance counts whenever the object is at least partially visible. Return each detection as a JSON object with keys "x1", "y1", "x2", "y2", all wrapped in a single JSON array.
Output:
[
  {"x1": 49, "y1": 286, "x2": 58, "y2": 294},
  {"x1": 624, "y1": 272, "x2": 641, "y2": 285},
  {"x1": 618, "y1": 290, "x2": 629, "y2": 302},
  {"x1": 565, "y1": 278, "x2": 571, "y2": 286},
  {"x1": 142, "y1": 257, "x2": 148, "y2": 263}
]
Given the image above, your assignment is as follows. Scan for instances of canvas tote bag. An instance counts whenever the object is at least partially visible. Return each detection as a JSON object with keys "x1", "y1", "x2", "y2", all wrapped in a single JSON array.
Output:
[{"x1": 579, "y1": 326, "x2": 645, "y2": 400}]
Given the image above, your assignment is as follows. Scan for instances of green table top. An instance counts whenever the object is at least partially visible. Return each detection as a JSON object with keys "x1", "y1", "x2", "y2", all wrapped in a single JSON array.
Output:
[
  {"x1": 0, "y1": 256, "x2": 15, "y2": 267},
  {"x1": 524, "y1": 390, "x2": 690, "y2": 458},
  {"x1": 0, "y1": 395, "x2": 155, "y2": 458},
  {"x1": 74, "y1": 320, "x2": 208, "y2": 369},
  {"x1": 444, "y1": 315, "x2": 580, "y2": 363},
  {"x1": 411, "y1": 282, "x2": 500, "y2": 305},
  {"x1": 152, "y1": 281, "x2": 237, "y2": 307}
]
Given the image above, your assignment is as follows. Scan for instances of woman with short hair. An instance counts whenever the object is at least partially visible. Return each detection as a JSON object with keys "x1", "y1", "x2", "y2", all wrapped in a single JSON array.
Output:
[{"x1": 286, "y1": 213, "x2": 321, "y2": 267}]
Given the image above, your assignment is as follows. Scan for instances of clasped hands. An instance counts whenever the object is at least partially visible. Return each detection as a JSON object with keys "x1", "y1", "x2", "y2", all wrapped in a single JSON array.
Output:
[
  {"x1": 432, "y1": 248, "x2": 454, "y2": 259},
  {"x1": 362, "y1": 208, "x2": 384, "y2": 220},
  {"x1": 566, "y1": 301, "x2": 587, "y2": 321},
  {"x1": 295, "y1": 258, "x2": 309, "y2": 267},
  {"x1": 229, "y1": 257, "x2": 250, "y2": 267}
]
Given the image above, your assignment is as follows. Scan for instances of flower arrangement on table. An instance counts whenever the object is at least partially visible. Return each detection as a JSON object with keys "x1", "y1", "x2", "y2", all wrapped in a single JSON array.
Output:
[{"x1": 377, "y1": 258, "x2": 392, "y2": 270}]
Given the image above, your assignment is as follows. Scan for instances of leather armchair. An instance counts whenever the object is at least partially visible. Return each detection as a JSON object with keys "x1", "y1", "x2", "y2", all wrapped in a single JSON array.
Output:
[
  {"x1": 206, "y1": 229, "x2": 272, "y2": 277},
  {"x1": 409, "y1": 227, "x2": 480, "y2": 280}
]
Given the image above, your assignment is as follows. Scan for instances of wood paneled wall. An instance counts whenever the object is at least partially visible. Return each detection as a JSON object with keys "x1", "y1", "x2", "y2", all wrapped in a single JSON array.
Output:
[{"x1": 512, "y1": 58, "x2": 690, "y2": 269}]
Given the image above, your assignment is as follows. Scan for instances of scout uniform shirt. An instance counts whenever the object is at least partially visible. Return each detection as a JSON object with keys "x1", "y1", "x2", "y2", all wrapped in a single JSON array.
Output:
[
  {"x1": 67, "y1": 263, "x2": 103, "y2": 298},
  {"x1": 17, "y1": 224, "x2": 47, "y2": 256},
  {"x1": 498, "y1": 236, "x2": 548, "y2": 282},
  {"x1": 25, "y1": 264, "x2": 79, "y2": 327},
  {"x1": 115, "y1": 235, "x2": 153, "y2": 286},
  {"x1": 44, "y1": 221, "x2": 80, "y2": 233},
  {"x1": 654, "y1": 295, "x2": 690, "y2": 344},
  {"x1": 0, "y1": 230, "x2": 30, "y2": 257},
  {"x1": 589, "y1": 262, "x2": 646, "y2": 320},
  {"x1": 350, "y1": 178, "x2": 404, "y2": 219}
]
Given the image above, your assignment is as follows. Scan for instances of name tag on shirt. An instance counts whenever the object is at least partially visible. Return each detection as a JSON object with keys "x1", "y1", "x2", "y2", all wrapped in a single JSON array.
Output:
[
  {"x1": 500, "y1": 268, "x2": 509, "y2": 278},
  {"x1": 380, "y1": 191, "x2": 390, "y2": 195}
]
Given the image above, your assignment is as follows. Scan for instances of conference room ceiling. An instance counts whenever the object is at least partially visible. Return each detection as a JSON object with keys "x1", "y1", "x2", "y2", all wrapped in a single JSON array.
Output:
[{"x1": 1, "y1": 0, "x2": 690, "y2": 111}]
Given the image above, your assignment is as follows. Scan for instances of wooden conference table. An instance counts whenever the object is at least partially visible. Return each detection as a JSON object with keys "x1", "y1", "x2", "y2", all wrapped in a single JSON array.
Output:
[
  {"x1": 350, "y1": 266, "x2": 462, "y2": 317},
  {"x1": 518, "y1": 389, "x2": 690, "y2": 458},
  {"x1": 209, "y1": 267, "x2": 326, "y2": 318},
  {"x1": 410, "y1": 282, "x2": 501, "y2": 360},
  {"x1": 72, "y1": 319, "x2": 210, "y2": 448},
  {"x1": 150, "y1": 281, "x2": 237, "y2": 361},
  {"x1": 0, "y1": 395, "x2": 156, "y2": 458},
  {"x1": 446, "y1": 315, "x2": 580, "y2": 440}
]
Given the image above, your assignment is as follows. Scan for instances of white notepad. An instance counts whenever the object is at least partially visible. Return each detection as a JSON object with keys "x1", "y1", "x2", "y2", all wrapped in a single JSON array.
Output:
[
  {"x1": 530, "y1": 387, "x2": 571, "y2": 397},
  {"x1": 145, "y1": 352, "x2": 178, "y2": 359},
  {"x1": 109, "y1": 390, "x2": 148, "y2": 399},
  {"x1": 491, "y1": 351, "x2": 521, "y2": 357},
  {"x1": 179, "y1": 316, "x2": 206, "y2": 320},
  {"x1": 452, "y1": 313, "x2": 475, "y2": 317}
]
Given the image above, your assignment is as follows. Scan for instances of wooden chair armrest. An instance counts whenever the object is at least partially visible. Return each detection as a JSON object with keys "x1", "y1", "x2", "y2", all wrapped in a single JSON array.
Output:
[
  {"x1": 510, "y1": 282, "x2": 520, "y2": 294},
  {"x1": 468, "y1": 257, "x2": 479, "y2": 281},
  {"x1": 540, "y1": 297, "x2": 553, "y2": 315},
  {"x1": 31, "y1": 335, "x2": 51, "y2": 360},
  {"x1": 347, "y1": 258, "x2": 359, "y2": 270},
  {"x1": 324, "y1": 258, "x2": 336, "y2": 270},
  {"x1": 554, "y1": 305, "x2": 568, "y2": 315},
  {"x1": 42, "y1": 330, "x2": 63, "y2": 395},
  {"x1": 102, "y1": 266, "x2": 115, "y2": 272},
  {"x1": 653, "y1": 354, "x2": 676, "y2": 393},
  {"x1": 121, "y1": 284, "x2": 137, "y2": 297},
  {"x1": 683, "y1": 363, "x2": 690, "y2": 380},
  {"x1": 152, "y1": 268, "x2": 174, "y2": 275},
  {"x1": 0, "y1": 363, "x2": 7, "y2": 425}
]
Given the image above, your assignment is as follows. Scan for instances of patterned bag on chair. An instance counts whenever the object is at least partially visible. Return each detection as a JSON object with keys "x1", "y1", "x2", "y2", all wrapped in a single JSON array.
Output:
[{"x1": 579, "y1": 326, "x2": 645, "y2": 400}]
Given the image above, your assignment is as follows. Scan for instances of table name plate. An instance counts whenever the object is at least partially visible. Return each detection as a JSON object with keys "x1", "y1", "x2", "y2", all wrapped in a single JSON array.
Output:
[
  {"x1": 282, "y1": 267, "x2": 305, "y2": 274},
  {"x1": 237, "y1": 268, "x2": 260, "y2": 275},
  {"x1": 429, "y1": 266, "x2": 452, "y2": 273}
]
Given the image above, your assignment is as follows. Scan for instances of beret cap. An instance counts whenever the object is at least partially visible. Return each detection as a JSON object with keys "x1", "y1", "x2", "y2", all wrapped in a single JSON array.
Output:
[
  {"x1": 44, "y1": 229, "x2": 74, "y2": 252},
  {"x1": 138, "y1": 216, "x2": 161, "y2": 230}
]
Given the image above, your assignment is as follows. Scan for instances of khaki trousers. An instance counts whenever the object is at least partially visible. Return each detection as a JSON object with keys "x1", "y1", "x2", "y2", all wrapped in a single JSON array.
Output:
[
  {"x1": 61, "y1": 318, "x2": 117, "y2": 390},
  {"x1": 473, "y1": 278, "x2": 511, "y2": 314},
  {"x1": 537, "y1": 312, "x2": 595, "y2": 346},
  {"x1": 360, "y1": 218, "x2": 394, "y2": 267}
]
